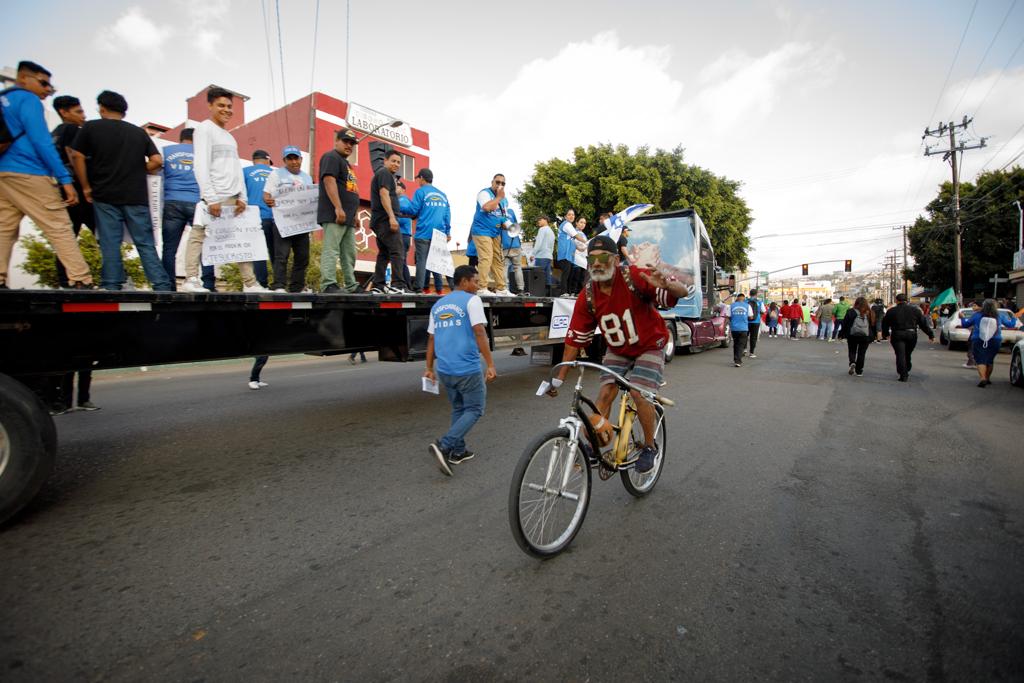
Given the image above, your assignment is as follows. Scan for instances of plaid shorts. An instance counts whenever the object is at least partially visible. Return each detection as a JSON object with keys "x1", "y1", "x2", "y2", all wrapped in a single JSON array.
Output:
[{"x1": 600, "y1": 349, "x2": 665, "y2": 391}]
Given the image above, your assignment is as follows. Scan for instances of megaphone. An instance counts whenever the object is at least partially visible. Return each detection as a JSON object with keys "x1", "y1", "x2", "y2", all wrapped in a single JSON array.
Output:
[{"x1": 506, "y1": 222, "x2": 522, "y2": 239}]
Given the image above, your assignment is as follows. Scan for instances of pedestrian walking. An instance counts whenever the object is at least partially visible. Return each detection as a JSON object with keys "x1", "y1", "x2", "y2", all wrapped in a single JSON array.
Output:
[
  {"x1": 832, "y1": 296, "x2": 850, "y2": 340},
  {"x1": 962, "y1": 300, "x2": 982, "y2": 368},
  {"x1": 248, "y1": 356, "x2": 269, "y2": 390},
  {"x1": 881, "y1": 292, "x2": 935, "y2": 382},
  {"x1": 349, "y1": 351, "x2": 367, "y2": 364},
  {"x1": 424, "y1": 265, "x2": 497, "y2": 476},
  {"x1": 0, "y1": 61, "x2": 93, "y2": 289},
  {"x1": 317, "y1": 129, "x2": 361, "y2": 294},
  {"x1": 729, "y1": 292, "x2": 755, "y2": 366},
  {"x1": 369, "y1": 150, "x2": 409, "y2": 293},
  {"x1": 242, "y1": 149, "x2": 275, "y2": 288},
  {"x1": 747, "y1": 289, "x2": 763, "y2": 357},
  {"x1": 263, "y1": 146, "x2": 313, "y2": 292},
  {"x1": 766, "y1": 301, "x2": 780, "y2": 337},
  {"x1": 160, "y1": 128, "x2": 216, "y2": 290},
  {"x1": 182, "y1": 87, "x2": 265, "y2": 292},
  {"x1": 788, "y1": 299, "x2": 803, "y2": 338},
  {"x1": 70, "y1": 90, "x2": 172, "y2": 291},
  {"x1": 470, "y1": 173, "x2": 512, "y2": 296},
  {"x1": 816, "y1": 299, "x2": 835, "y2": 340},
  {"x1": 870, "y1": 298, "x2": 886, "y2": 342},
  {"x1": 532, "y1": 215, "x2": 556, "y2": 288},
  {"x1": 404, "y1": 168, "x2": 451, "y2": 294},
  {"x1": 838, "y1": 296, "x2": 876, "y2": 376},
  {"x1": 801, "y1": 299, "x2": 811, "y2": 337},
  {"x1": 960, "y1": 298, "x2": 1002, "y2": 387}
]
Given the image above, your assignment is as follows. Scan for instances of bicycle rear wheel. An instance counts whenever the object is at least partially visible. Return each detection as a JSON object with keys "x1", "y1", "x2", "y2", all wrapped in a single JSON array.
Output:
[
  {"x1": 620, "y1": 409, "x2": 666, "y2": 497},
  {"x1": 508, "y1": 427, "x2": 592, "y2": 558}
]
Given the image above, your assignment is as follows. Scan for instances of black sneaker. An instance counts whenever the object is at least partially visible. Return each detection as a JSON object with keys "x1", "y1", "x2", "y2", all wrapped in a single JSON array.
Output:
[
  {"x1": 428, "y1": 442, "x2": 453, "y2": 476},
  {"x1": 634, "y1": 445, "x2": 657, "y2": 474},
  {"x1": 322, "y1": 284, "x2": 341, "y2": 294},
  {"x1": 447, "y1": 450, "x2": 475, "y2": 465}
]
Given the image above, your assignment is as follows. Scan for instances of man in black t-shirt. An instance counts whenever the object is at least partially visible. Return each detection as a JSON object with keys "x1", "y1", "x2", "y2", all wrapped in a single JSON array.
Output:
[
  {"x1": 70, "y1": 90, "x2": 171, "y2": 291},
  {"x1": 369, "y1": 150, "x2": 408, "y2": 293},
  {"x1": 317, "y1": 128, "x2": 362, "y2": 294},
  {"x1": 50, "y1": 95, "x2": 95, "y2": 288}
]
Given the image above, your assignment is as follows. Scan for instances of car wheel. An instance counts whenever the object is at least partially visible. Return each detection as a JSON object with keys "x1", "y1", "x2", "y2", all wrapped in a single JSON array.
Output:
[
  {"x1": 663, "y1": 323, "x2": 677, "y2": 364},
  {"x1": 1011, "y1": 349, "x2": 1024, "y2": 388}
]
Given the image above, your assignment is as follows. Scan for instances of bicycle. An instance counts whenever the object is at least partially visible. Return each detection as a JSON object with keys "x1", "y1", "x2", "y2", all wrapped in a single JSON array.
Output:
[{"x1": 508, "y1": 360, "x2": 675, "y2": 558}]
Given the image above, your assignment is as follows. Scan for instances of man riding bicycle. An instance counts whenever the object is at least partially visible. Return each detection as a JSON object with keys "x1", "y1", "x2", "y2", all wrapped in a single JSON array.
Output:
[{"x1": 550, "y1": 234, "x2": 691, "y2": 473}]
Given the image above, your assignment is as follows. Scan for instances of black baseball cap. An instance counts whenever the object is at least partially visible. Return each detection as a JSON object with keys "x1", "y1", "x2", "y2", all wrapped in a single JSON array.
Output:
[
  {"x1": 416, "y1": 168, "x2": 433, "y2": 183},
  {"x1": 336, "y1": 128, "x2": 358, "y2": 142},
  {"x1": 588, "y1": 235, "x2": 618, "y2": 254},
  {"x1": 252, "y1": 149, "x2": 271, "y2": 161}
]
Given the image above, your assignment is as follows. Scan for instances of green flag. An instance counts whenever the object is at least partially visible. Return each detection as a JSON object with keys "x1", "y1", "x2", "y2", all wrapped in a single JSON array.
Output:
[{"x1": 931, "y1": 287, "x2": 957, "y2": 308}]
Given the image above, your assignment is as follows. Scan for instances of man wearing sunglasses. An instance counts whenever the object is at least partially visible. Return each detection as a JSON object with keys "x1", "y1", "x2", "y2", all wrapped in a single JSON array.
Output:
[
  {"x1": 469, "y1": 173, "x2": 512, "y2": 296},
  {"x1": 0, "y1": 60, "x2": 93, "y2": 289},
  {"x1": 550, "y1": 235, "x2": 690, "y2": 473}
]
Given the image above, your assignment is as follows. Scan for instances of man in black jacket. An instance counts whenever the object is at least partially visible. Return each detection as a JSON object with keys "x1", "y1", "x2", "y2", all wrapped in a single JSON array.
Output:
[
  {"x1": 881, "y1": 293, "x2": 934, "y2": 382},
  {"x1": 870, "y1": 299, "x2": 886, "y2": 342}
]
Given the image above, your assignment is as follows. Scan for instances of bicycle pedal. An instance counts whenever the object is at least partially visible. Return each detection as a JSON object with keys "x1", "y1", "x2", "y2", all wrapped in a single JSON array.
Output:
[{"x1": 598, "y1": 463, "x2": 615, "y2": 480}]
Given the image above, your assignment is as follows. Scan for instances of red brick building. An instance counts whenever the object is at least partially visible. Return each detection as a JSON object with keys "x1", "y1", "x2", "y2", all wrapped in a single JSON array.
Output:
[{"x1": 158, "y1": 85, "x2": 431, "y2": 273}]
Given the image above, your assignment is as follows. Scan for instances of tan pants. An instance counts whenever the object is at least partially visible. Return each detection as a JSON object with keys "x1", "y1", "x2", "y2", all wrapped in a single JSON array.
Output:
[
  {"x1": 183, "y1": 197, "x2": 257, "y2": 288},
  {"x1": 473, "y1": 234, "x2": 506, "y2": 291},
  {"x1": 0, "y1": 172, "x2": 93, "y2": 285}
]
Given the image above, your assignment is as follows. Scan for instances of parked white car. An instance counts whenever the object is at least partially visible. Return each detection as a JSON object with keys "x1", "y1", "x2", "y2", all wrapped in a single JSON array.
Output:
[
  {"x1": 942, "y1": 308, "x2": 1023, "y2": 351},
  {"x1": 1011, "y1": 338, "x2": 1024, "y2": 388}
]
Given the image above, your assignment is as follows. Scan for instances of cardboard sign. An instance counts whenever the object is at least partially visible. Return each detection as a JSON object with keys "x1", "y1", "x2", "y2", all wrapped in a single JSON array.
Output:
[
  {"x1": 425, "y1": 229, "x2": 455, "y2": 277},
  {"x1": 271, "y1": 186, "x2": 321, "y2": 238},
  {"x1": 548, "y1": 297, "x2": 576, "y2": 339},
  {"x1": 200, "y1": 206, "x2": 268, "y2": 266},
  {"x1": 123, "y1": 175, "x2": 163, "y2": 247}
]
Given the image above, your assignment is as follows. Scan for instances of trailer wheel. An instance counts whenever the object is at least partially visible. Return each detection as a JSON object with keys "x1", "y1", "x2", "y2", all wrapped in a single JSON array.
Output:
[{"x1": 0, "y1": 374, "x2": 56, "y2": 525}]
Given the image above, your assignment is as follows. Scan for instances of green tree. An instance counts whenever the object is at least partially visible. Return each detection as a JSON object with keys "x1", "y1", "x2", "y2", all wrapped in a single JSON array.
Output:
[
  {"x1": 906, "y1": 166, "x2": 1022, "y2": 296},
  {"x1": 19, "y1": 228, "x2": 146, "y2": 288},
  {"x1": 516, "y1": 144, "x2": 753, "y2": 270}
]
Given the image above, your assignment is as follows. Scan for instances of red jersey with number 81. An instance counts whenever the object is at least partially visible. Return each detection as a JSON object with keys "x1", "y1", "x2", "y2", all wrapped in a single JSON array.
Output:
[{"x1": 565, "y1": 265, "x2": 678, "y2": 358}]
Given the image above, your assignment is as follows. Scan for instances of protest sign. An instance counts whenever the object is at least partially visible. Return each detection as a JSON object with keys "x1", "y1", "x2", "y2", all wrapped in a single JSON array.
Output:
[
  {"x1": 425, "y1": 229, "x2": 455, "y2": 277},
  {"x1": 271, "y1": 186, "x2": 321, "y2": 238},
  {"x1": 201, "y1": 206, "x2": 268, "y2": 266}
]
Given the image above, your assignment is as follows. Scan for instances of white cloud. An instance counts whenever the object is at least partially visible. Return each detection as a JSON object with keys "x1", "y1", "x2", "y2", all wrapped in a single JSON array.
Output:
[
  {"x1": 181, "y1": 0, "x2": 231, "y2": 59},
  {"x1": 94, "y1": 7, "x2": 169, "y2": 56}
]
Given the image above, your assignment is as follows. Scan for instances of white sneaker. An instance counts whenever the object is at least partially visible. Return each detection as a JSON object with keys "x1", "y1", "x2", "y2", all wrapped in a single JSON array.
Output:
[
  {"x1": 478, "y1": 289, "x2": 496, "y2": 297},
  {"x1": 494, "y1": 289, "x2": 513, "y2": 297},
  {"x1": 243, "y1": 284, "x2": 269, "y2": 293},
  {"x1": 180, "y1": 278, "x2": 209, "y2": 293},
  {"x1": 257, "y1": 381, "x2": 268, "y2": 387},
  {"x1": 749, "y1": 354, "x2": 757, "y2": 358},
  {"x1": 248, "y1": 381, "x2": 260, "y2": 390}
]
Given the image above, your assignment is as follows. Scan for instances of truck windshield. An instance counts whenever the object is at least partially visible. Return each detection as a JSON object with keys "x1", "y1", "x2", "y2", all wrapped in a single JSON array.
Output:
[{"x1": 623, "y1": 215, "x2": 703, "y2": 318}]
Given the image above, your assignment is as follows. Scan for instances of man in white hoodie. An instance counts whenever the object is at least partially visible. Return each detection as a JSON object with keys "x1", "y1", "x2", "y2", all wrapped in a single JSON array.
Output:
[{"x1": 180, "y1": 87, "x2": 265, "y2": 292}]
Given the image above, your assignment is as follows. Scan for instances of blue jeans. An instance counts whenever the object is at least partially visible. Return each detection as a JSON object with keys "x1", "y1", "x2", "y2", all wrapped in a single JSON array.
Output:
[
  {"x1": 162, "y1": 199, "x2": 215, "y2": 290},
  {"x1": 534, "y1": 257, "x2": 555, "y2": 285},
  {"x1": 819, "y1": 320, "x2": 834, "y2": 339},
  {"x1": 253, "y1": 217, "x2": 276, "y2": 287},
  {"x1": 94, "y1": 202, "x2": 172, "y2": 291},
  {"x1": 437, "y1": 371, "x2": 486, "y2": 454},
  {"x1": 413, "y1": 237, "x2": 445, "y2": 291}
]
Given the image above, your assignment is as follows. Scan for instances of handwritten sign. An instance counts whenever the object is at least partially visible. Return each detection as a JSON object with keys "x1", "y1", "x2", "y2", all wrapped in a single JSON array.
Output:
[
  {"x1": 271, "y1": 185, "x2": 321, "y2": 238},
  {"x1": 200, "y1": 206, "x2": 268, "y2": 266},
  {"x1": 425, "y1": 229, "x2": 455, "y2": 277}
]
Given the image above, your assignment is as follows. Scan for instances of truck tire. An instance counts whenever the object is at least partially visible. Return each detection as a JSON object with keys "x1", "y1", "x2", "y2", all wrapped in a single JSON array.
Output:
[
  {"x1": 0, "y1": 374, "x2": 56, "y2": 525},
  {"x1": 663, "y1": 322, "x2": 677, "y2": 364}
]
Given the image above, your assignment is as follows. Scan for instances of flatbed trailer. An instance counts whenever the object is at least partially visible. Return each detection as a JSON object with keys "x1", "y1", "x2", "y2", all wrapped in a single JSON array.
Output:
[{"x1": 0, "y1": 289, "x2": 561, "y2": 524}]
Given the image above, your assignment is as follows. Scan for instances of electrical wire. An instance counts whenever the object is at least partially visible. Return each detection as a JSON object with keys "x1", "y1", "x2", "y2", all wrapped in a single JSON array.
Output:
[
  {"x1": 260, "y1": 0, "x2": 278, "y2": 111},
  {"x1": 275, "y1": 0, "x2": 292, "y2": 140},
  {"x1": 979, "y1": 123, "x2": 1024, "y2": 171},
  {"x1": 971, "y1": 34, "x2": 1024, "y2": 118},
  {"x1": 926, "y1": 0, "x2": 979, "y2": 127},
  {"x1": 947, "y1": 0, "x2": 1019, "y2": 120},
  {"x1": 346, "y1": 0, "x2": 351, "y2": 103},
  {"x1": 310, "y1": 0, "x2": 320, "y2": 94}
]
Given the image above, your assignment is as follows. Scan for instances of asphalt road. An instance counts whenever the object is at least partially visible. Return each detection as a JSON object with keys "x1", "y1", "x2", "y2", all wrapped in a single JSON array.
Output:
[{"x1": 2, "y1": 334, "x2": 1022, "y2": 681}]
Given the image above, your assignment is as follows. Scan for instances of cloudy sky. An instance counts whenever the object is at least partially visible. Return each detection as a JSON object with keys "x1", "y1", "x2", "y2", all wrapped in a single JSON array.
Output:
[{"x1": 6, "y1": 0, "x2": 1023, "y2": 275}]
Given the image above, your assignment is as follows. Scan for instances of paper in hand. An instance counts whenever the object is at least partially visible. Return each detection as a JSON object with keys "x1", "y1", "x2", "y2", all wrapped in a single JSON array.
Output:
[
  {"x1": 422, "y1": 377, "x2": 440, "y2": 395},
  {"x1": 536, "y1": 381, "x2": 552, "y2": 396}
]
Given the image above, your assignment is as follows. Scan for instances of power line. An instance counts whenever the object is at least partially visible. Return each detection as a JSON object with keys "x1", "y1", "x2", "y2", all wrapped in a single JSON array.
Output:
[
  {"x1": 275, "y1": 0, "x2": 292, "y2": 140},
  {"x1": 926, "y1": 0, "x2": 979, "y2": 127},
  {"x1": 309, "y1": 0, "x2": 320, "y2": 94},
  {"x1": 260, "y1": 0, "x2": 278, "y2": 110},
  {"x1": 979, "y1": 121, "x2": 1024, "y2": 171},
  {"x1": 947, "y1": 0, "x2": 1019, "y2": 120},
  {"x1": 346, "y1": 0, "x2": 351, "y2": 103},
  {"x1": 972, "y1": 34, "x2": 1024, "y2": 118}
]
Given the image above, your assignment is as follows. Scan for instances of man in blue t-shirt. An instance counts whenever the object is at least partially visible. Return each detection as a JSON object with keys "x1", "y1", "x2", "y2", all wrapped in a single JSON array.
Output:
[
  {"x1": 242, "y1": 149, "x2": 275, "y2": 287},
  {"x1": 423, "y1": 265, "x2": 498, "y2": 476},
  {"x1": 729, "y1": 292, "x2": 755, "y2": 367},
  {"x1": 747, "y1": 288, "x2": 763, "y2": 359},
  {"x1": 403, "y1": 167, "x2": 451, "y2": 294},
  {"x1": 161, "y1": 128, "x2": 216, "y2": 290},
  {"x1": 470, "y1": 173, "x2": 511, "y2": 296}
]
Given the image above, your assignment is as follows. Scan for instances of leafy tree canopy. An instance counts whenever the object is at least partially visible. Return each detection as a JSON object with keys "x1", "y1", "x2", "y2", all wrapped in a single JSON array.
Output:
[
  {"x1": 516, "y1": 144, "x2": 753, "y2": 270},
  {"x1": 906, "y1": 166, "x2": 1022, "y2": 296}
]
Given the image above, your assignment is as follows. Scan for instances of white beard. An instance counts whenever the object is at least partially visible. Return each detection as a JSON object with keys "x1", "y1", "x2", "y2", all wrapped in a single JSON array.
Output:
[{"x1": 589, "y1": 267, "x2": 614, "y2": 282}]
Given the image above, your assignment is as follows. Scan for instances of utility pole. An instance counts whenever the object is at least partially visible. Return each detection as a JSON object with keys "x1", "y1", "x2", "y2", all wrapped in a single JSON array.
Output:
[
  {"x1": 923, "y1": 116, "x2": 987, "y2": 304},
  {"x1": 893, "y1": 224, "x2": 910, "y2": 297}
]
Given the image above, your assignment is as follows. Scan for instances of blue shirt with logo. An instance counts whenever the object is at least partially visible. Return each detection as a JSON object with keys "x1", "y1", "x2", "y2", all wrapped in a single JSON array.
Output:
[
  {"x1": 429, "y1": 289, "x2": 484, "y2": 376},
  {"x1": 556, "y1": 220, "x2": 579, "y2": 261},
  {"x1": 729, "y1": 300, "x2": 753, "y2": 332},
  {"x1": 161, "y1": 143, "x2": 200, "y2": 203},
  {"x1": 243, "y1": 164, "x2": 273, "y2": 219},
  {"x1": 405, "y1": 184, "x2": 452, "y2": 240},
  {"x1": 398, "y1": 195, "x2": 413, "y2": 236},
  {"x1": 0, "y1": 88, "x2": 72, "y2": 183},
  {"x1": 470, "y1": 187, "x2": 506, "y2": 237}
]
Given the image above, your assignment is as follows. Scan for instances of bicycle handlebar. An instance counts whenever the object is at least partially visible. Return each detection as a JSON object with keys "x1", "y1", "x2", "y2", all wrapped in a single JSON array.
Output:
[{"x1": 550, "y1": 361, "x2": 676, "y2": 407}]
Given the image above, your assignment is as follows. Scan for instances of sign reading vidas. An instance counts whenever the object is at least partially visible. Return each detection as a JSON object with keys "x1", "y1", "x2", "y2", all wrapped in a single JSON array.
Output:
[{"x1": 347, "y1": 103, "x2": 413, "y2": 148}]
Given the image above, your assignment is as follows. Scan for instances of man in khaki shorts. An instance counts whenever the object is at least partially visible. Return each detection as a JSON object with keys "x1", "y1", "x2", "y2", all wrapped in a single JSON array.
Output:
[{"x1": 0, "y1": 60, "x2": 91, "y2": 288}]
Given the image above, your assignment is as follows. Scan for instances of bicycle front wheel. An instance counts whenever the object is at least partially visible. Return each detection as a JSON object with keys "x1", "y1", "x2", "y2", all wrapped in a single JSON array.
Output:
[
  {"x1": 621, "y1": 408, "x2": 667, "y2": 497},
  {"x1": 508, "y1": 427, "x2": 592, "y2": 558}
]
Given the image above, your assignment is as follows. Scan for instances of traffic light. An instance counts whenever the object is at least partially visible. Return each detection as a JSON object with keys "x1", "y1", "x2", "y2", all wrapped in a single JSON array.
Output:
[
  {"x1": 844, "y1": 259, "x2": 852, "y2": 272},
  {"x1": 801, "y1": 263, "x2": 808, "y2": 276}
]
